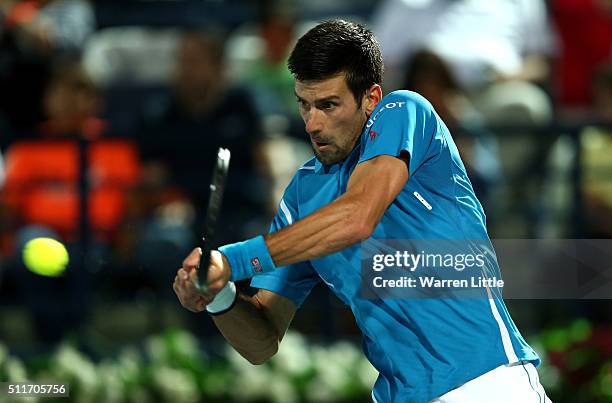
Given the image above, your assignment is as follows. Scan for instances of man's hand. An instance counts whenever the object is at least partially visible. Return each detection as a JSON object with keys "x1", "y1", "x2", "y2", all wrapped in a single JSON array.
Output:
[{"x1": 173, "y1": 248, "x2": 231, "y2": 312}]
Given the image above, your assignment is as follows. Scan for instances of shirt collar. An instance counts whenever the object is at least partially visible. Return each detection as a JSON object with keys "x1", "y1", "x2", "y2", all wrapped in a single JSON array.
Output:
[
  {"x1": 313, "y1": 140, "x2": 362, "y2": 175},
  {"x1": 314, "y1": 158, "x2": 340, "y2": 175}
]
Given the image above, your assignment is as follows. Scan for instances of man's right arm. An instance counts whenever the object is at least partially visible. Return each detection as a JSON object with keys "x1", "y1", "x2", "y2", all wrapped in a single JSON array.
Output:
[{"x1": 173, "y1": 249, "x2": 296, "y2": 365}]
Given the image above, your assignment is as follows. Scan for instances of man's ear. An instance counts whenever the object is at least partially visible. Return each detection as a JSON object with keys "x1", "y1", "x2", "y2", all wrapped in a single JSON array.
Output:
[{"x1": 363, "y1": 84, "x2": 382, "y2": 116}]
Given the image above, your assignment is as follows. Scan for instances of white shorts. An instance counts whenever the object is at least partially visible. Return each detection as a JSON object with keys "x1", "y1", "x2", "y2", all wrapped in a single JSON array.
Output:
[{"x1": 430, "y1": 362, "x2": 552, "y2": 403}]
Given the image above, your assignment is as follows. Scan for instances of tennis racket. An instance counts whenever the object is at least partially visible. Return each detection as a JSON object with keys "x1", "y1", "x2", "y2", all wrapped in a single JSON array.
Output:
[{"x1": 194, "y1": 147, "x2": 231, "y2": 292}]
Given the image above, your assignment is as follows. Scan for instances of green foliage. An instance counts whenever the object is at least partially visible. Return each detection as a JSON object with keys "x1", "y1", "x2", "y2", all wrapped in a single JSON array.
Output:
[
  {"x1": 533, "y1": 320, "x2": 611, "y2": 403},
  {"x1": 1, "y1": 321, "x2": 609, "y2": 403},
  {"x1": 0, "y1": 330, "x2": 376, "y2": 403}
]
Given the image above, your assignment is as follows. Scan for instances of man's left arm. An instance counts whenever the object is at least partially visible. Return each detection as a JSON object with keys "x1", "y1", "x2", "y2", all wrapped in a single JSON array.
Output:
[{"x1": 266, "y1": 154, "x2": 408, "y2": 267}]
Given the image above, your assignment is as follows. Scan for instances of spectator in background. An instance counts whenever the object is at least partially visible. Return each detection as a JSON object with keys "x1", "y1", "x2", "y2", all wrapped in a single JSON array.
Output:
[
  {"x1": 550, "y1": 0, "x2": 612, "y2": 115},
  {"x1": 0, "y1": 60, "x2": 141, "y2": 343},
  {"x1": 582, "y1": 64, "x2": 612, "y2": 237},
  {"x1": 241, "y1": 5, "x2": 298, "y2": 119},
  {"x1": 402, "y1": 49, "x2": 501, "y2": 211},
  {"x1": 2, "y1": 60, "x2": 140, "y2": 249},
  {"x1": 38, "y1": 61, "x2": 106, "y2": 140},
  {"x1": 402, "y1": 49, "x2": 466, "y2": 129},
  {"x1": 232, "y1": 4, "x2": 314, "y2": 209},
  {"x1": 544, "y1": 1, "x2": 612, "y2": 238},
  {"x1": 372, "y1": 0, "x2": 554, "y2": 125},
  {"x1": 136, "y1": 29, "x2": 269, "y2": 286},
  {"x1": 1, "y1": 0, "x2": 94, "y2": 54},
  {"x1": 0, "y1": 0, "x2": 95, "y2": 145},
  {"x1": 373, "y1": 0, "x2": 557, "y2": 238}
]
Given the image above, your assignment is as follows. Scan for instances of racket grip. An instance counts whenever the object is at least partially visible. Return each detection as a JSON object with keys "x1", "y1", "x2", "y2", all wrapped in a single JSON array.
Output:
[{"x1": 196, "y1": 239, "x2": 211, "y2": 291}]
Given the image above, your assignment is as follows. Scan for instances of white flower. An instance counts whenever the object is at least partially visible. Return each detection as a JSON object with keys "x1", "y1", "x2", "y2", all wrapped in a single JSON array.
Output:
[
  {"x1": 305, "y1": 374, "x2": 337, "y2": 403},
  {"x1": 5, "y1": 357, "x2": 28, "y2": 381},
  {"x1": 168, "y1": 331, "x2": 201, "y2": 360},
  {"x1": 97, "y1": 361, "x2": 124, "y2": 403},
  {"x1": 307, "y1": 346, "x2": 350, "y2": 400},
  {"x1": 116, "y1": 348, "x2": 142, "y2": 383},
  {"x1": 146, "y1": 336, "x2": 167, "y2": 364},
  {"x1": 226, "y1": 347, "x2": 274, "y2": 401},
  {"x1": 52, "y1": 344, "x2": 99, "y2": 402},
  {"x1": 230, "y1": 365, "x2": 273, "y2": 401},
  {"x1": 268, "y1": 373, "x2": 299, "y2": 403},
  {"x1": 225, "y1": 346, "x2": 254, "y2": 372},
  {"x1": 537, "y1": 363, "x2": 561, "y2": 392},
  {"x1": 151, "y1": 366, "x2": 199, "y2": 403},
  {"x1": 271, "y1": 331, "x2": 312, "y2": 377},
  {"x1": 314, "y1": 345, "x2": 352, "y2": 386},
  {"x1": 327, "y1": 341, "x2": 361, "y2": 370},
  {"x1": 356, "y1": 358, "x2": 378, "y2": 389}
]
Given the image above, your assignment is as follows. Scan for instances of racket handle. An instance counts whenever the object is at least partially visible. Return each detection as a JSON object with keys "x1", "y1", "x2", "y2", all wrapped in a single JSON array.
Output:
[{"x1": 196, "y1": 238, "x2": 211, "y2": 292}]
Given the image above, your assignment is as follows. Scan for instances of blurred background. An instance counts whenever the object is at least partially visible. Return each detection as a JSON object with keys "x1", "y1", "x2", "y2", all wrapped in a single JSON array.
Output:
[{"x1": 0, "y1": 0, "x2": 610, "y2": 402}]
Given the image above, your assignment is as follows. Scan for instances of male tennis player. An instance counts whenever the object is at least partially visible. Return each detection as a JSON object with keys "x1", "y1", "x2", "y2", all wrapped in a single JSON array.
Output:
[{"x1": 173, "y1": 20, "x2": 551, "y2": 402}]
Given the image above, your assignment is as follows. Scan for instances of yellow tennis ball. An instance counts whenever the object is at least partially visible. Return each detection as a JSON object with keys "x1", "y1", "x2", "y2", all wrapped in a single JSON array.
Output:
[{"x1": 22, "y1": 237, "x2": 69, "y2": 277}]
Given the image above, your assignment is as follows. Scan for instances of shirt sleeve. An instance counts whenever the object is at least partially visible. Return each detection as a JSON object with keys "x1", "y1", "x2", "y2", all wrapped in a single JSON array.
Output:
[
  {"x1": 250, "y1": 177, "x2": 321, "y2": 308},
  {"x1": 358, "y1": 91, "x2": 440, "y2": 176}
]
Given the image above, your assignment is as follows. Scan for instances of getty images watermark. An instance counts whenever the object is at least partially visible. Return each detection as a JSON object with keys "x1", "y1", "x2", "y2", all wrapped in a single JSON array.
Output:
[
  {"x1": 360, "y1": 239, "x2": 612, "y2": 299},
  {"x1": 370, "y1": 249, "x2": 503, "y2": 290}
]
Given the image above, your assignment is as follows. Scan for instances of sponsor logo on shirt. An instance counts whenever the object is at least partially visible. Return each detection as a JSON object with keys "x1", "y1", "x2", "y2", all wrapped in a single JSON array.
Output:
[
  {"x1": 369, "y1": 130, "x2": 379, "y2": 141},
  {"x1": 366, "y1": 101, "x2": 406, "y2": 128}
]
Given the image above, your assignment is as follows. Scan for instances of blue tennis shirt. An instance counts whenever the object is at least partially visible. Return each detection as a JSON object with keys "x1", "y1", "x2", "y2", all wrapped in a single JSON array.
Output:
[{"x1": 250, "y1": 91, "x2": 539, "y2": 402}]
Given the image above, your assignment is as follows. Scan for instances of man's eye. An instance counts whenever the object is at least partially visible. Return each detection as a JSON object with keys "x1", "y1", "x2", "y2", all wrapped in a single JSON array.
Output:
[{"x1": 320, "y1": 102, "x2": 336, "y2": 110}]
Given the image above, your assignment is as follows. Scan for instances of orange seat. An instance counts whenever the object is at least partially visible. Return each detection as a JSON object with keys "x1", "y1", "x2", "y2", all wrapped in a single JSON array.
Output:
[{"x1": 2, "y1": 139, "x2": 141, "y2": 240}]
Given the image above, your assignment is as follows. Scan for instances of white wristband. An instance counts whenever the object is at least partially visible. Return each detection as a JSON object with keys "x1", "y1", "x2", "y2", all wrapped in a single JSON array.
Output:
[{"x1": 206, "y1": 281, "x2": 237, "y2": 315}]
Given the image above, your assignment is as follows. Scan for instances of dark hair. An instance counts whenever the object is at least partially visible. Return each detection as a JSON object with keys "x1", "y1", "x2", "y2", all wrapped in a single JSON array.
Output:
[
  {"x1": 287, "y1": 19, "x2": 383, "y2": 103},
  {"x1": 48, "y1": 58, "x2": 96, "y2": 94}
]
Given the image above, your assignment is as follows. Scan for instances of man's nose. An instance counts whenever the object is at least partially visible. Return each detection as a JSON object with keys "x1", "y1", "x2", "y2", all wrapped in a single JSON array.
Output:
[{"x1": 305, "y1": 109, "x2": 323, "y2": 135}]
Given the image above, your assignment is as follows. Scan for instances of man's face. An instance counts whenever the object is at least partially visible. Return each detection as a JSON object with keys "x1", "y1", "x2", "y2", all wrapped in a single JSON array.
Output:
[
  {"x1": 295, "y1": 74, "x2": 370, "y2": 165},
  {"x1": 175, "y1": 35, "x2": 222, "y2": 94},
  {"x1": 44, "y1": 75, "x2": 98, "y2": 122}
]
